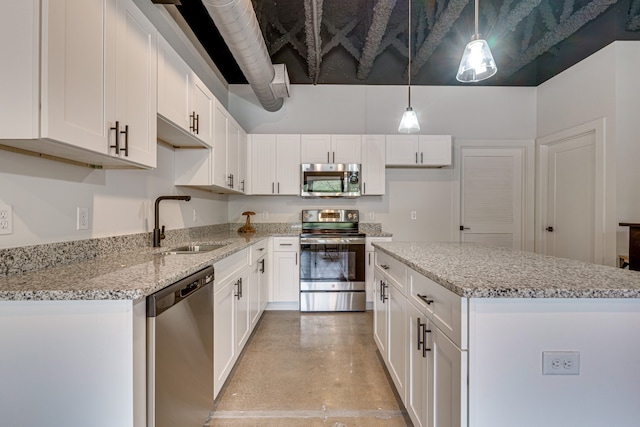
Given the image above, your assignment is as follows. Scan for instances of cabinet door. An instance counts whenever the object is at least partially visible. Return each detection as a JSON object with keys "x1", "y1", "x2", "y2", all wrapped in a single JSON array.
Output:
[
  {"x1": 238, "y1": 128, "x2": 248, "y2": 193},
  {"x1": 213, "y1": 102, "x2": 229, "y2": 188},
  {"x1": 214, "y1": 275, "x2": 236, "y2": 398},
  {"x1": 191, "y1": 75, "x2": 215, "y2": 147},
  {"x1": 235, "y1": 268, "x2": 251, "y2": 353},
  {"x1": 362, "y1": 135, "x2": 386, "y2": 195},
  {"x1": 406, "y1": 303, "x2": 429, "y2": 427},
  {"x1": 387, "y1": 282, "x2": 406, "y2": 403},
  {"x1": 0, "y1": 0, "x2": 39, "y2": 139},
  {"x1": 112, "y1": 0, "x2": 157, "y2": 167},
  {"x1": 249, "y1": 259, "x2": 261, "y2": 330},
  {"x1": 419, "y1": 135, "x2": 452, "y2": 166},
  {"x1": 250, "y1": 134, "x2": 277, "y2": 194},
  {"x1": 301, "y1": 134, "x2": 331, "y2": 163},
  {"x1": 385, "y1": 135, "x2": 419, "y2": 166},
  {"x1": 41, "y1": 0, "x2": 108, "y2": 153},
  {"x1": 275, "y1": 135, "x2": 301, "y2": 195},
  {"x1": 430, "y1": 326, "x2": 466, "y2": 427},
  {"x1": 227, "y1": 119, "x2": 240, "y2": 191},
  {"x1": 157, "y1": 36, "x2": 191, "y2": 132},
  {"x1": 332, "y1": 134, "x2": 361, "y2": 163},
  {"x1": 372, "y1": 270, "x2": 387, "y2": 357},
  {"x1": 272, "y1": 251, "x2": 299, "y2": 303}
]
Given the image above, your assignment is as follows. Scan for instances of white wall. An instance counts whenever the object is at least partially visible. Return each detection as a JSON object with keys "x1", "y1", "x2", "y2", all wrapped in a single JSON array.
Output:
[
  {"x1": 537, "y1": 41, "x2": 640, "y2": 256},
  {"x1": 0, "y1": 144, "x2": 228, "y2": 249},
  {"x1": 228, "y1": 85, "x2": 537, "y2": 242}
]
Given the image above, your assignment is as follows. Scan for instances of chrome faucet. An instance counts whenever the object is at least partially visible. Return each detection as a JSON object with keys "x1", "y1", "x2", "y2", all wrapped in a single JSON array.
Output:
[{"x1": 153, "y1": 195, "x2": 191, "y2": 247}]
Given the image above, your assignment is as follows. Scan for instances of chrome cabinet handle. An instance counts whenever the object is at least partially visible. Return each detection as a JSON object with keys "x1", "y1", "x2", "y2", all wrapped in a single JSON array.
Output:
[
  {"x1": 332, "y1": 152, "x2": 335, "y2": 163},
  {"x1": 415, "y1": 152, "x2": 418, "y2": 164},
  {"x1": 228, "y1": 174, "x2": 234, "y2": 188},
  {"x1": 381, "y1": 281, "x2": 389, "y2": 302},
  {"x1": 241, "y1": 180, "x2": 245, "y2": 192},
  {"x1": 121, "y1": 124, "x2": 129, "y2": 157},
  {"x1": 417, "y1": 317, "x2": 424, "y2": 351},
  {"x1": 417, "y1": 294, "x2": 434, "y2": 305},
  {"x1": 277, "y1": 182, "x2": 280, "y2": 193},
  {"x1": 259, "y1": 258, "x2": 265, "y2": 273},
  {"x1": 272, "y1": 182, "x2": 274, "y2": 194},
  {"x1": 327, "y1": 152, "x2": 330, "y2": 163},
  {"x1": 234, "y1": 279, "x2": 240, "y2": 299},
  {"x1": 421, "y1": 152, "x2": 423, "y2": 164}
]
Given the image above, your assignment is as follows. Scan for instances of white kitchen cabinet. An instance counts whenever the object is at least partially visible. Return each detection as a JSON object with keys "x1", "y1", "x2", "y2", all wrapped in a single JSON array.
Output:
[
  {"x1": 366, "y1": 236, "x2": 392, "y2": 305},
  {"x1": 430, "y1": 325, "x2": 466, "y2": 427},
  {"x1": 250, "y1": 134, "x2": 301, "y2": 195},
  {"x1": 373, "y1": 268, "x2": 388, "y2": 355},
  {"x1": 271, "y1": 237, "x2": 300, "y2": 307},
  {"x1": 213, "y1": 248, "x2": 250, "y2": 398},
  {"x1": 157, "y1": 36, "x2": 213, "y2": 149},
  {"x1": 249, "y1": 239, "x2": 269, "y2": 329},
  {"x1": 361, "y1": 135, "x2": 386, "y2": 195},
  {"x1": 1, "y1": 0, "x2": 157, "y2": 168},
  {"x1": 386, "y1": 135, "x2": 452, "y2": 167},
  {"x1": 301, "y1": 134, "x2": 361, "y2": 164},
  {"x1": 387, "y1": 279, "x2": 407, "y2": 402},
  {"x1": 406, "y1": 302, "x2": 430, "y2": 427},
  {"x1": 174, "y1": 101, "x2": 247, "y2": 193}
]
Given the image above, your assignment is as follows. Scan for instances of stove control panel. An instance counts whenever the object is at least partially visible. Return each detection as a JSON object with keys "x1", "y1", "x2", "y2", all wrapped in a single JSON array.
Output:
[{"x1": 302, "y1": 209, "x2": 359, "y2": 223}]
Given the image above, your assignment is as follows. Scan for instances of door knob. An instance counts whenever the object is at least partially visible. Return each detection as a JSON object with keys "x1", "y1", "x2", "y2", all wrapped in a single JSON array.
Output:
[{"x1": 546, "y1": 226, "x2": 554, "y2": 232}]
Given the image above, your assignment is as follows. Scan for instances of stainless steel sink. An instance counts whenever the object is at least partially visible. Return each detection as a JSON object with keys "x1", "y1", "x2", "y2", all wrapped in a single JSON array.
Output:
[{"x1": 163, "y1": 244, "x2": 228, "y2": 255}]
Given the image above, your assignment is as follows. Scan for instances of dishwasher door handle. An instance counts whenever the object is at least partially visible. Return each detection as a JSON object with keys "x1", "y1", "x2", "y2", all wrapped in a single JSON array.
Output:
[{"x1": 179, "y1": 280, "x2": 200, "y2": 298}]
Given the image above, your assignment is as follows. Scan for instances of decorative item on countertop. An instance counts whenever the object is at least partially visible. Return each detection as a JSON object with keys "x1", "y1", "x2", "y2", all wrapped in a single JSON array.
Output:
[{"x1": 238, "y1": 211, "x2": 256, "y2": 233}]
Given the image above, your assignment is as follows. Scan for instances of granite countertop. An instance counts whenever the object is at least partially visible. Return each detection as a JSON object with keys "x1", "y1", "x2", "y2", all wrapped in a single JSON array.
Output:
[
  {"x1": 0, "y1": 231, "x2": 281, "y2": 302},
  {"x1": 373, "y1": 242, "x2": 640, "y2": 299}
]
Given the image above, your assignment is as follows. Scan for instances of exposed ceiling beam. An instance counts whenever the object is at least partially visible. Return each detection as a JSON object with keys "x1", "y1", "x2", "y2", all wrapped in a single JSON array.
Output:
[
  {"x1": 357, "y1": 0, "x2": 397, "y2": 80},
  {"x1": 304, "y1": 0, "x2": 324, "y2": 84}
]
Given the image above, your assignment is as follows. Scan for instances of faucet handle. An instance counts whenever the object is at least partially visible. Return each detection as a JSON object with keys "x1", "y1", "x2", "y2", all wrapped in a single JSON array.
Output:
[{"x1": 160, "y1": 225, "x2": 165, "y2": 241}]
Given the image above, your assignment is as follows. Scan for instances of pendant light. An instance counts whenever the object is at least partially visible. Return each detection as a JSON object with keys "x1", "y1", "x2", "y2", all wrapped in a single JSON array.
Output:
[
  {"x1": 398, "y1": 0, "x2": 420, "y2": 133},
  {"x1": 456, "y1": 0, "x2": 497, "y2": 83}
]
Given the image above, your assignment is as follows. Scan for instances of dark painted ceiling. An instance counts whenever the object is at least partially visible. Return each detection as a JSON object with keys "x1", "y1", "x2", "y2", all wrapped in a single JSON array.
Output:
[{"x1": 177, "y1": 0, "x2": 640, "y2": 86}]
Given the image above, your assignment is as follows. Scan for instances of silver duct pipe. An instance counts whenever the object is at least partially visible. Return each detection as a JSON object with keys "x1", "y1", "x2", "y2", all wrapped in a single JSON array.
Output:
[{"x1": 202, "y1": 0, "x2": 284, "y2": 112}]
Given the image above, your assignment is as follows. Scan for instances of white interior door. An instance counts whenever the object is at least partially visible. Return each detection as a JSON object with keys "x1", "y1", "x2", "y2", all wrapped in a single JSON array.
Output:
[
  {"x1": 543, "y1": 132, "x2": 596, "y2": 262},
  {"x1": 460, "y1": 148, "x2": 523, "y2": 249}
]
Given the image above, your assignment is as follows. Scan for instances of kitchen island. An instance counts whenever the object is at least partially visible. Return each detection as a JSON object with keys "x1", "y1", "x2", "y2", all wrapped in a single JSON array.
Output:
[{"x1": 372, "y1": 242, "x2": 640, "y2": 427}]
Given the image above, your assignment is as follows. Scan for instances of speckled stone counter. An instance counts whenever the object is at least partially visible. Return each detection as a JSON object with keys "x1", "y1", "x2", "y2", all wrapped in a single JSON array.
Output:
[
  {"x1": 0, "y1": 231, "x2": 280, "y2": 302},
  {"x1": 373, "y1": 242, "x2": 640, "y2": 298}
]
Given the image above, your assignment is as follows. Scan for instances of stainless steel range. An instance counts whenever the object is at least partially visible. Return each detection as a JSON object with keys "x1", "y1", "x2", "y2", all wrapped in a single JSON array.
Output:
[{"x1": 300, "y1": 209, "x2": 366, "y2": 312}]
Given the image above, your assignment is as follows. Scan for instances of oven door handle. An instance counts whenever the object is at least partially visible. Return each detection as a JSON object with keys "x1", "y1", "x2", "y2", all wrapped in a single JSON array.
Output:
[{"x1": 300, "y1": 237, "x2": 366, "y2": 245}]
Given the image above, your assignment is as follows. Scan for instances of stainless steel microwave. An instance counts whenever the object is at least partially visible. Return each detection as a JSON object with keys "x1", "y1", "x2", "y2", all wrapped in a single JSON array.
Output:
[{"x1": 301, "y1": 163, "x2": 361, "y2": 198}]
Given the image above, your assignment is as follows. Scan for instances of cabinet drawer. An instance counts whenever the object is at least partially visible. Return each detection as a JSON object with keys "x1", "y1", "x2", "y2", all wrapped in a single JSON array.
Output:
[
  {"x1": 214, "y1": 248, "x2": 249, "y2": 284},
  {"x1": 273, "y1": 236, "x2": 299, "y2": 252},
  {"x1": 250, "y1": 238, "x2": 268, "y2": 264},
  {"x1": 409, "y1": 269, "x2": 467, "y2": 350},
  {"x1": 376, "y1": 251, "x2": 406, "y2": 295}
]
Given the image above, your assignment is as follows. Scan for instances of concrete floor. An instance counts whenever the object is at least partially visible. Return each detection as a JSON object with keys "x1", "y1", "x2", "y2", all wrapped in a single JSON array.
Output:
[{"x1": 207, "y1": 311, "x2": 411, "y2": 426}]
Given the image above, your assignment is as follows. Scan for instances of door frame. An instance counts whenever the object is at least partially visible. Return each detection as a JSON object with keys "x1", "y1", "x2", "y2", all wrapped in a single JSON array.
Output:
[
  {"x1": 535, "y1": 118, "x2": 614, "y2": 265},
  {"x1": 453, "y1": 140, "x2": 535, "y2": 252}
]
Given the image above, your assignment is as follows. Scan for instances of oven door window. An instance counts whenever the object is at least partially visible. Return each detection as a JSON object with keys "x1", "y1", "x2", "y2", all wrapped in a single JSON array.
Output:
[{"x1": 300, "y1": 242, "x2": 365, "y2": 283}]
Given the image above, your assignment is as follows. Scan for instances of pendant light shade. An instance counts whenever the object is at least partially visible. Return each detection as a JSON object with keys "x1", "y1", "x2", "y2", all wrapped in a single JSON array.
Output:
[
  {"x1": 398, "y1": 107, "x2": 420, "y2": 133},
  {"x1": 398, "y1": 0, "x2": 420, "y2": 133},
  {"x1": 456, "y1": 0, "x2": 497, "y2": 83}
]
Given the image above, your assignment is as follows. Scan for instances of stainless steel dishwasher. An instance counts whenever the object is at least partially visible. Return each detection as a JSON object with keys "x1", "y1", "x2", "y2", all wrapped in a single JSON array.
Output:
[{"x1": 147, "y1": 266, "x2": 214, "y2": 427}]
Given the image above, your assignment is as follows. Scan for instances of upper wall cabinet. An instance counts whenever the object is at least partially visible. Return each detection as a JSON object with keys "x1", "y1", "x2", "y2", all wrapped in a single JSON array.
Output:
[
  {"x1": 386, "y1": 135, "x2": 452, "y2": 167},
  {"x1": 0, "y1": 0, "x2": 157, "y2": 169},
  {"x1": 301, "y1": 134, "x2": 361, "y2": 164},
  {"x1": 249, "y1": 134, "x2": 301, "y2": 195},
  {"x1": 174, "y1": 100, "x2": 247, "y2": 194},
  {"x1": 157, "y1": 36, "x2": 214, "y2": 148},
  {"x1": 361, "y1": 135, "x2": 386, "y2": 195}
]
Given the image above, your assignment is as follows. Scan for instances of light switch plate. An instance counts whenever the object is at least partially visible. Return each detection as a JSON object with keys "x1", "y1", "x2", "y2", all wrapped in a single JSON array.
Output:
[{"x1": 0, "y1": 204, "x2": 13, "y2": 235}]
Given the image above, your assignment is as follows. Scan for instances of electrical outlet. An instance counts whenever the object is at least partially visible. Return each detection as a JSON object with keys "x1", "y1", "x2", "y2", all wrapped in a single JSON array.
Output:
[
  {"x1": 263, "y1": 211, "x2": 269, "y2": 220},
  {"x1": 369, "y1": 211, "x2": 375, "y2": 221},
  {"x1": 542, "y1": 351, "x2": 580, "y2": 375},
  {"x1": 77, "y1": 207, "x2": 89, "y2": 230},
  {"x1": 411, "y1": 211, "x2": 417, "y2": 220},
  {"x1": 0, "y1": 204, "x2": 13, "y2": 235}
]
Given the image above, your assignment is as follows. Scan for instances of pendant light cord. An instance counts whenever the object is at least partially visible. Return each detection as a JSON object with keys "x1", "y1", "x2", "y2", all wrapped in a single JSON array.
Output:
[
  {"x1": 474, "y1": 0, "x2": 479, "y2": 37},
  {"x1": 407, "y1": 0, "x2": 412, "y2": 108}
]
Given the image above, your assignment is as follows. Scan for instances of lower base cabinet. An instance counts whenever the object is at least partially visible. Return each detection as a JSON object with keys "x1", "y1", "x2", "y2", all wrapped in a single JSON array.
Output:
[{"x1": 374, "y1": 249, "x2": 467, "y2": 427}]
